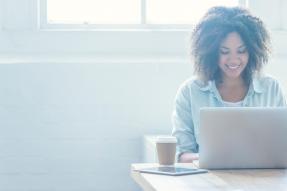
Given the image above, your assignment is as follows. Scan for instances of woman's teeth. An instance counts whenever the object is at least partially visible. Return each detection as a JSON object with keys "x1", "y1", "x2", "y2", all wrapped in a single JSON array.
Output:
[{"x1": 226, "y1": 64, "x2": 240, "y2": 70}]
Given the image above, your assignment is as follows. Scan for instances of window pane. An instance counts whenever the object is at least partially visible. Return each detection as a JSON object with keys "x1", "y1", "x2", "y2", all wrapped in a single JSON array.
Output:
[
  {"x1": 47, "y1": 0, "x2": 141, "y2": 24},
  {"x1": 146, "y1": 0, "x2": 239, "y2": 24}
]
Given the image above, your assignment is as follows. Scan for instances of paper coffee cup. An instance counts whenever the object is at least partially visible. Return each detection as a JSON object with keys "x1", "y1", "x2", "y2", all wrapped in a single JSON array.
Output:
[{"x1": 156, "y1": 136, "x2": 177, "y2": 165}]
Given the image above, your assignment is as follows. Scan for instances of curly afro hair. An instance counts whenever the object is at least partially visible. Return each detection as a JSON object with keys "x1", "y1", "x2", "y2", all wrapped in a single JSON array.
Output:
[{"x1": 191, "y1": 6, "x2": 271, "y2": 84}]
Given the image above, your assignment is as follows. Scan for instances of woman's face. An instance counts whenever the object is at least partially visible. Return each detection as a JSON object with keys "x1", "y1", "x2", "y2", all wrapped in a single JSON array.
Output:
[{"x1": 218, "y1": 32, "x2": 249, "y2": 81}]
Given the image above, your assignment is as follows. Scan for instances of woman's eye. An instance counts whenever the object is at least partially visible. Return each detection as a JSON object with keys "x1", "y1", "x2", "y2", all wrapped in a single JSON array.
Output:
[
  {"x1": 238, "y1": 48, "x2": 247, "y2": 54},
  {"x1": 220, "y1": 50, "x2": 229, "y2": 55}
]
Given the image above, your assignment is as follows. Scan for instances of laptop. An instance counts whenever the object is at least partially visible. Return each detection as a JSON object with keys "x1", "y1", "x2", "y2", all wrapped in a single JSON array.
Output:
[{"x1": 199, "y1": 107, "x2": 287, "y2": 169}]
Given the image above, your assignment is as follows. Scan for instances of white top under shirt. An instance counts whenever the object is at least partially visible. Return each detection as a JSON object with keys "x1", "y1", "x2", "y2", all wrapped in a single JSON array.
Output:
[{"x1": 222, "y1": 100, "x2": 243, "y2": 107}]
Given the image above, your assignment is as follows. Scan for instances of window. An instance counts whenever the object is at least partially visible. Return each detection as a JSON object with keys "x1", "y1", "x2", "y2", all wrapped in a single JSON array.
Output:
[
  {"x1": 41, "y1": 0, "x2": 244, "y2": 29},
  {"x1": 46, "y1": 0, "x2": 141, "y2": 24}
]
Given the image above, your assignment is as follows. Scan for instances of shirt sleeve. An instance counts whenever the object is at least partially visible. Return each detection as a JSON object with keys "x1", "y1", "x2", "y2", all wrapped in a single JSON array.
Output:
[
  {"x1": 274, "y1": 80, "x2": 287, "y2": 107},
  {"x1": 171, "y1": 83, "x2": 198, "y2": 162}
]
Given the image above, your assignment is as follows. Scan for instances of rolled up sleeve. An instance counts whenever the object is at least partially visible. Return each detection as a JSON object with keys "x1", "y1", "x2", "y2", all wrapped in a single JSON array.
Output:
[{"x1": 171, "y1": 84, "x2": 198, "y2": 162}]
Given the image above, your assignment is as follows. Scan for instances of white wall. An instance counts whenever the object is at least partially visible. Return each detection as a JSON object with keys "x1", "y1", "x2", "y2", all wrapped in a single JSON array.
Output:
[
  {"x1": 0, "y1": 0, "x2": 2, "y2": 31},
  {"x1": 0, "y1": 0, "x2": 287, "y2": 191},
  {"x1": 0, "y1": 60, "x2": 193, "y2": 191}
]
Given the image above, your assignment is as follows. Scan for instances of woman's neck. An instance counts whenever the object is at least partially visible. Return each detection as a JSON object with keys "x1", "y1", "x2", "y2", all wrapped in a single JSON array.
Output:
[
  {"x1": 216, "y1": 76, "x2": 248, "y2": 102},
  {"x1": 218, "y1": 76, "x2": 246, "y2": 89}
]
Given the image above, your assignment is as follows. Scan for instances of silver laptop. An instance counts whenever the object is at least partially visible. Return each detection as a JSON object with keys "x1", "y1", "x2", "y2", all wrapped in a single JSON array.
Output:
[{"x1": 199, "y1": 107, "x2": 287, "y2": 169}]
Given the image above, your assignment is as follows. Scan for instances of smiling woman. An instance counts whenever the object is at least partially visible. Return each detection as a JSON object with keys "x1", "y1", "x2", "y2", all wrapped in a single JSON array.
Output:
[{"x1": 171, "y1": 6, "x2": 287, "y2": 163}]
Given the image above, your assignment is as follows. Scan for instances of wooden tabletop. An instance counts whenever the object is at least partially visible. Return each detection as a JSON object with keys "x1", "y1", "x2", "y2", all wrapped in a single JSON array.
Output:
[{"x1": 131, "y1": 163, "x2": 287, "y2": 191}]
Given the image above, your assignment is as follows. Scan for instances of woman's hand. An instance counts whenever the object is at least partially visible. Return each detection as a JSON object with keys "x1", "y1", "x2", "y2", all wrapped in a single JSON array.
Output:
[{"x1": 179, "y1": 153, "x2": 199, "y2": 163}]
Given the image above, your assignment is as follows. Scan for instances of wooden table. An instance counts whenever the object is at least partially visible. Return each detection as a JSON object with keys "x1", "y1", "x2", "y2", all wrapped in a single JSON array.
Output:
[{"x1": 131, "y1": 163, "x2": 287, "y2": 191}]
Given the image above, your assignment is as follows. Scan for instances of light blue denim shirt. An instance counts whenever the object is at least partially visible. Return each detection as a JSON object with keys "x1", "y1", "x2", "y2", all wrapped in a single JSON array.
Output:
[{"x1": 171, "y1": 74, "x2": 287, "y2": 160}]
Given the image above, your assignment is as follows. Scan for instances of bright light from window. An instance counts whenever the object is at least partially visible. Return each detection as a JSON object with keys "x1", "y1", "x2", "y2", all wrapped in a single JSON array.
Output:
[
  {"x1": 146, "y1": 0, "x2": 239, "y2": 24},
  {"x1": 47, "y1": 0, "x2": 141, "y2": 24},
  {"x1": 46, "y1": 0, "x2": 239, "y2": 25}
]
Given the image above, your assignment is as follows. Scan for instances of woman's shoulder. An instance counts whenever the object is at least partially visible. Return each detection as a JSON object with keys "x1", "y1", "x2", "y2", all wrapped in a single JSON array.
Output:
[
  {"x1": 254, "y1": 74, "x2": 280, "y2": 84},
  {"x1": 175, "y1": 77, "x2": 211, "y2": 103},
  {"x1": 178, "y1": 76, "x2": 209, "y2": 91},
  {"x1": 253, "y1": 74, "x2": 282, "y2": 92}
]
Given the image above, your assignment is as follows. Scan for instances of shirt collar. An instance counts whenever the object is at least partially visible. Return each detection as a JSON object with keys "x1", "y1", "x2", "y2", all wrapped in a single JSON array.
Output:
[{"x1": 197, "y1": 77, "x2": 264, "y2": 94}]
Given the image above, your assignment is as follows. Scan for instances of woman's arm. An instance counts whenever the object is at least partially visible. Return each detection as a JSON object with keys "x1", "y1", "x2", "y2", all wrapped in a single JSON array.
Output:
[
  {"x1": 179, "y1": 152, "x2": 199, "y2": 163},
  {"x1": 172, "y1": 82, "x2": 198, "y2": 161}
]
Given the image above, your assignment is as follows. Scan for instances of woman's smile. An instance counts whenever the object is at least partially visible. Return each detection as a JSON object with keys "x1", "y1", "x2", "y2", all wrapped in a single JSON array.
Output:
[{"x1": 225, "y1": 64, "x2": 241, "y2": 70}]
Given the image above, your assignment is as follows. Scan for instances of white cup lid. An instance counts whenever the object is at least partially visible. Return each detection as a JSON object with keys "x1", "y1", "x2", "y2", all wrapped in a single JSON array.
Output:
[{"x1": 156, "y1": 136, "x2": 177, "y2": 143}]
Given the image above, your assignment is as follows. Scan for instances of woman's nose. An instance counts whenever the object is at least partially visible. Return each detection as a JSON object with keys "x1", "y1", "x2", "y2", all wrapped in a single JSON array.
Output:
[{"x1": 227, "y1": 53, "x2": 241, "y2": 63}]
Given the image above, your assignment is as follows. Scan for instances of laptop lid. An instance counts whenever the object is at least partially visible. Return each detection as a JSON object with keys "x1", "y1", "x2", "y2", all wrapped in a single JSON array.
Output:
[{"x1": 199, "y1": 107, "x2": 287, "y2": 169}]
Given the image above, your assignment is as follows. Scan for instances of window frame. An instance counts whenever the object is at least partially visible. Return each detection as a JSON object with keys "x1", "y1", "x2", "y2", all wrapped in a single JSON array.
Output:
[{"x1": 39, "y1": 0, "x2": 248, "y2": 30}]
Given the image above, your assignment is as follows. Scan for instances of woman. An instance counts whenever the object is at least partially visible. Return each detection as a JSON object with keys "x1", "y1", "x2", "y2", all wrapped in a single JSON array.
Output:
[{"x1": 172, "y1": 6, "x2": 286, "y2": 163}]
